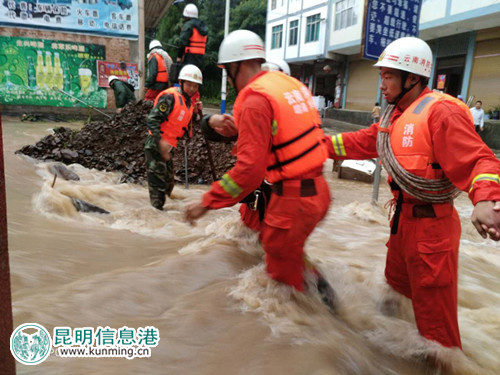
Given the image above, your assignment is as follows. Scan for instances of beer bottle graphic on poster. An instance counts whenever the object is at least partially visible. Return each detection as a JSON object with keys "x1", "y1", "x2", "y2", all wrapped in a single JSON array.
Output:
[
  {"x1": 45, "y1": 51, "x2": 53, "y2": 89},
  {"x1": 3, "y1": 70, "x2": 13, "y2": 89},
  {"x1": 27, "y1": 57, "x2": 37, "y2": 89},
  {"x1": 54, "y1": 52, "x2": 63, "y2": 90},
  {"x1": 36, "y1": 50, "x2": 45, "y2": 88},
  {"x1": 62, "y1": 61, "x2": 71, "y2": 92}
]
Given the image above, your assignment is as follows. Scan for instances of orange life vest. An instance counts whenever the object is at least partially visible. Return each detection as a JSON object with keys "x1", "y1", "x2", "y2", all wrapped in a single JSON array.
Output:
[
  {"x1": 389, "y1": 91, "x2": 474, "y2": 180},
  {"x1": 153, "y1": 87, "x2": 193, "y2": 147},
  {"x1": 233, "y1": 71, "x2": 328, "y2": 183},
  {"x1": 185, "y1": 27, "x2": 207, "y2": 55},
  {"x1": 148, "y1": 52, "x2": 169, "y2": 83}
]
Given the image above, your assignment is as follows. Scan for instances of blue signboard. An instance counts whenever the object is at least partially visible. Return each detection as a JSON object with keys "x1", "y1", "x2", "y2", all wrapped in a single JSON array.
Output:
[
  {"x1": 0, "y1": 0, "x2": 138, "y2": 39},
  {"x1": 363, "y1": 0, "x2": 423, "y2": 60}
]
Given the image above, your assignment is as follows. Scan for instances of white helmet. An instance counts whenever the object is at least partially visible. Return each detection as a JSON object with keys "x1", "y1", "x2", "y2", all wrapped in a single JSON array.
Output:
[
  {"x1": 374, "y1": 37, "x2": 433, "y2": 78},
  {"x1": 108, "y1": 75, "x2": 119, "y2": 85},
  {"x1": 149, "y1": 39, "x2": 162, "y2": 50},
  {"x1": 218, "y1": 30, "x2": 265, "y2": 67},
  {"x1": 183, "y1": 4, "x2": 198, "y2": 18},
  {"x1": 178, "y1": 64, "x2": 203, "y2": 85},
  {"x1": 262, "y1": 59, "x2": 290, "y2": 75}
]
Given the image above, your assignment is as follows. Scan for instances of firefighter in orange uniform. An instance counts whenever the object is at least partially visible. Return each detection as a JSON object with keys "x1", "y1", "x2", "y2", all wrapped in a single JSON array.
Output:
[
  {"x1": 145, "y1": 39, "x2": 172, "y2": 101},
  {"x1": 185, "y1": 30, "x2": 332, "y2": 292},
  {"x1": 200, "y1": 59, "x2": 293, "y2": 232},
  {"x1": 145, "y1": 64, "x2": 202, "y2": 210},
  {"x1": 327, "y1": 37, "x2": 500, "y2": 356}
]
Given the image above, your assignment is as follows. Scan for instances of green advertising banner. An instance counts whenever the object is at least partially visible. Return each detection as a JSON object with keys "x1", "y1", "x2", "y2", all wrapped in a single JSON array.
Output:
[{"x1": 0, "y1": 36, "x2": 107, "y2": 108}]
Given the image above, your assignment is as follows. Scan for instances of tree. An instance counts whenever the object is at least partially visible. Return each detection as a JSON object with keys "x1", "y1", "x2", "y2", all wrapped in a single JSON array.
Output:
[
  {"x1": 154, "y1": 0, "x2": 267, "y2": 101},
  {"x1": 229, "y1": 0, "x2": 266, "y2": 39}
]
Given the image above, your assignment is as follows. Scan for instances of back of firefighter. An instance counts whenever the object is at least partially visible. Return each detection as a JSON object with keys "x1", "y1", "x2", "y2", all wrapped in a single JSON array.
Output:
[
  {"x1": 199, "y1": 59, "x2": 292, "y2": 232},
  {"x1": 145, "y1": 64, "x2": 202, "y2": 210},
  {"x1": 176, "y1": 4, "x2": 208, "y2": 71},
  {"x1": 145, "y1": 39, "x2": 173, "y2": 101},
  {"x1": 327, "y1": 37, "x2": 500, "y2": 363},
  {"x1": 185, "y1": 30, "x2": 331, "y2": 292},
  {"x1": 108, "y1": 75, "x2": 135, "y2": 111}
]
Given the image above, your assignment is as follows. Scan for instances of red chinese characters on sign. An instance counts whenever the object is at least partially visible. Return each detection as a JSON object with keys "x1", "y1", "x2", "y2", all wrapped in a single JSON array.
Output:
[{"x1": 97, "y1": 60, "x2": 139, "y2": 88}]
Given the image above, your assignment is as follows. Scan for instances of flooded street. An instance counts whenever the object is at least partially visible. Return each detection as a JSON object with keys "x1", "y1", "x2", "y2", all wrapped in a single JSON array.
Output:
[{"x1": 3, "y1": 117, "x2": 500, "y2": 374}]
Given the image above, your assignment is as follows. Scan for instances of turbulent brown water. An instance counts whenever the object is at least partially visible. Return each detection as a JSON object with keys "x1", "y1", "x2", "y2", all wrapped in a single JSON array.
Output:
[{"x1": 4, "y1": 117, "x2": 500, "y2": 374}]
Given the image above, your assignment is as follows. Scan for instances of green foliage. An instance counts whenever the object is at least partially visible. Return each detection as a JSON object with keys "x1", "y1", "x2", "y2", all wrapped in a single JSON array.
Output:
[
  {"x1": 153, "y1": 1, "x2": 197, "y2": 59},
  {"x1": 154, "y1": 0, "x2": 266, "y2": 103},
  {"x1": 229, "y1": 0, "x2": 267, "y2": 38}
]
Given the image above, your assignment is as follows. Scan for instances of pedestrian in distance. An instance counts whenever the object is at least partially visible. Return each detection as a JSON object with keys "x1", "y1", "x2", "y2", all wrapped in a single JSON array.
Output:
[
  {"x1": 145, "y1": 64, "x2": 203, "y2": 211},
  {"x1": 327, "y1": 36, "x2": 500, "y2": 368},
  {"x1": 145, "y1": 39, "x2": 173, "y2": 101},
  {"x1": 176, "y1": 3, "x2": 208, "y2": 72},
  {"x1": 185, "y1": 30, "x2": 335, "y2": 307},
  {"x1": 470, "y1": 100, "x2": 485, "y2": 132},
  {"x1": 108, "y1": 75, "x2": 135, "y2": 112}
]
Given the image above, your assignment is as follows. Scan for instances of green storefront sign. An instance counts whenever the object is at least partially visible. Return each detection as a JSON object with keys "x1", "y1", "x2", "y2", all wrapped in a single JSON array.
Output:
[{"x1": 0, "y1": 36, "x2": 107, "y2": 108}]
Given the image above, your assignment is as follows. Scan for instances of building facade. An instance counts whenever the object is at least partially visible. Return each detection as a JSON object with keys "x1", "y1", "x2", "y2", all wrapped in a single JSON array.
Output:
[
  {"x1": 0, "y1": 0, "x2": 153, "y2": 116},
  {"x1": 266, "y1": 0, "x2": 500, "y2": 114}
]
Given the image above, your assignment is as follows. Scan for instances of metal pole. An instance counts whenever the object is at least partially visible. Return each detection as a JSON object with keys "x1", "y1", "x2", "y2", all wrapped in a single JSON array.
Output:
[
  {"x1": 198, "y1": 109, "x2": 217, "y2": 182},
  {"x1": 204, "y1": 139, "x2": 217, "y2": 182},
  {"x1": 184, "y1": 139, "x2": 189, "y2": 189},
  {"x1": 220, "y1": 0, "x2": 230, "y2": 114},
  {"x1": 0, "y1": 110, "x2": 16, "y2": 374},
  {"x1": 371, "y1": 99, "x2": 387, "y2": 205},
  {"x1": 138, "y1": 0, "x2": 146, "y2": 99},
  {"x1": 371, "y1": 159, "x2": 381, "y2": 204},
  {"x1": 54, "y1": 88, "x2": 112, "y2": 119}
]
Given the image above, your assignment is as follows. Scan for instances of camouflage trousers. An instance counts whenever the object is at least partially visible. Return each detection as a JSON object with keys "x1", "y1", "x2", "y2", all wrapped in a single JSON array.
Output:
[{"x1": 144, "y1": 136, "x2": 174, "y2": 210}]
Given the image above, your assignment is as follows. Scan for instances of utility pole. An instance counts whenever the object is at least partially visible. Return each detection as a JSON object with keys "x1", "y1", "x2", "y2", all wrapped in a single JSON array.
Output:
[
  {"x1": 0, "y1": 110, "x2": 16, "y2": 374},
  {"x1": 221, "y1": 0, "x2": 230, "y2": 114}
]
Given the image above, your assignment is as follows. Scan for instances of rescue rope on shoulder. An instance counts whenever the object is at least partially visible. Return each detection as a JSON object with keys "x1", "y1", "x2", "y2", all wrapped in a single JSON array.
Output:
[{"x1": 376, "y1": 104, "x2": 461, "y2": 203}]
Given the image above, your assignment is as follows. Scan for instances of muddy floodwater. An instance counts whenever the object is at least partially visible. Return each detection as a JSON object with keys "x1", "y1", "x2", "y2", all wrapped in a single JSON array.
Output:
[{"x1": 3, "y1": 117, "x2": 500, "y2": 374}]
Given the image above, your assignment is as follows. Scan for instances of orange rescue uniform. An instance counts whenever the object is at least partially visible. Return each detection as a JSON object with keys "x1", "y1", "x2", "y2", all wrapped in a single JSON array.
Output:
[
  {"x1": 149, "y1": 52, "x2": 169, "y2": 83},
  {"x1": 185, "y1": 28, "x2": 207, "y2": 55},
  {"x1": 327, "y1": 87, "x2": 500, "y2": 348},
  {"x1": 202, "y1": 71, "x2": 331, "y2": 290},
  {"x1": 145, "y1": 52, "x2": 169, "y2": 101},
  {"x1": 153, "y1": 87, "x2": 194, "y2": 147}
]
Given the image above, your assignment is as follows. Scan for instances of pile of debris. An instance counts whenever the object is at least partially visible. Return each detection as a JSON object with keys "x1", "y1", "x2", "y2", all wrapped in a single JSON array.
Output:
[{"x1": 17, "y1": 100, "x2": 236, "y2": 185}]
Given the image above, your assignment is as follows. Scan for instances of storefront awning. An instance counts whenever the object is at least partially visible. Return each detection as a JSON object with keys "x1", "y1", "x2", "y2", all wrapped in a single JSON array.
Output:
[{"x1": 145, "y1": 0, "x2": 175, "y2": 30}]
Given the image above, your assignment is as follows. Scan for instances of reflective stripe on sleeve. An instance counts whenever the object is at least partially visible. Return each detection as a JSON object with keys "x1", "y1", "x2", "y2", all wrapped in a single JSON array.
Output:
[
  {"x1": 469, "y1": 173, "x2": 500, "y2": 193},
  {"x1": 331, "y1": 134, "x2": 347, "y2": 157},
  {"x1": 218, "y1": 173, "x2": 244, "y2": 198}
]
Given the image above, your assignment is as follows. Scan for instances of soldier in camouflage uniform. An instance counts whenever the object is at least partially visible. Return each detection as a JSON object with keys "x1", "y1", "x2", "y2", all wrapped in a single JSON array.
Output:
[{"x1": 145, "y1": 64, "x2": 203, "y2": 210}]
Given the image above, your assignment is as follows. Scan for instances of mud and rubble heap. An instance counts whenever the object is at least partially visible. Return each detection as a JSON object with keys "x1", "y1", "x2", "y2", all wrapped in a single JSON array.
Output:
[{"x1": 17, "y1": 100, "x2": 236, "y2": 185}]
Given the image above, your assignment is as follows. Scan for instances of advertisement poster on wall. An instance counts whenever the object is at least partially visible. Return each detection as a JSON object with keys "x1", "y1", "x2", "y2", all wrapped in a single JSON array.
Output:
[
  {"x1": 437, "y1": 74, "x2": 446, "y2": 90},
  {"x1": 96, "y1": 61, "x2": 139, "y2": 89},
  {"x1": 0, "y1": 36, "x2": 107, "y2": 108},
  {"x1": 0, "y1": 0, "x2": 138, "y2": 38}
]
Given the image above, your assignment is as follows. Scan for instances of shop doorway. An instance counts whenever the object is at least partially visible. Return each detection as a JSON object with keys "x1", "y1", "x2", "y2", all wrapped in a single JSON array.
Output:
[{"x1": 433, "y1": 55, "x2": 465, "y2": 97}]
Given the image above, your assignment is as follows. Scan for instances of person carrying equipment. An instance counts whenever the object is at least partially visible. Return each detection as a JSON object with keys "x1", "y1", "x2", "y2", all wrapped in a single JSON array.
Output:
[
  {"x1": 327, "y1": 36, "x2": 500, "y2": 363},
  {"x1": 185, "y1": 30, "x2": 332, "y2": 295},
  {"x1": 145, "y1": 64, "x2": 202, "y2": 210},
  {"x1": 145, "y1": 39, "x2": 173, "y2": 101},
  {"x1": 176, "y1": 3, "x2": 208, "y2": 71}
]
